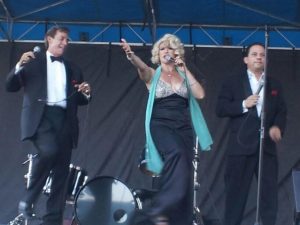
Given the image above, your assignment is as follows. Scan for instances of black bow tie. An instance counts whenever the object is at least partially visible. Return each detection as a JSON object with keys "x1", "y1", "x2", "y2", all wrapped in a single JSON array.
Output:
[{"x1": 50, "y1": 55, "x2": 63, "y2": 62}]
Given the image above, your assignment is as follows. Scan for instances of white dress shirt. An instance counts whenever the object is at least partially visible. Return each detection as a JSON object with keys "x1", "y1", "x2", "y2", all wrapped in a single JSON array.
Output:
[
  {"x1": 242, "y1": 70, "x2": 264, "y2": 116},
  {"x1": 46, "y1": 51, "x2": 67, "y2": 108}
]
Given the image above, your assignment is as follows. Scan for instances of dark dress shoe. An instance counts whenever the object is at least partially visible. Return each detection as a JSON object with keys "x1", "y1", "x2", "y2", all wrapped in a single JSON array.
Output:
[{"x1": 18, "y1": 201, "x2": 35, "y2": 219}]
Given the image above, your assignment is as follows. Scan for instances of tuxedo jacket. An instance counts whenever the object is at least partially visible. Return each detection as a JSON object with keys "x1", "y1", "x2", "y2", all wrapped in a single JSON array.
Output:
[
  {"x1": 216, "y1": 72, "x2": 287, "y2": 156},
  {"x1": 6, "y1": 52, "x2": 89, "y2": 147}
]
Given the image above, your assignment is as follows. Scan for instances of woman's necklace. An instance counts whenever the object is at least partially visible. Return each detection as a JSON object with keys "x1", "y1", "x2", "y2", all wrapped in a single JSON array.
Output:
[
  {"x1": 165, "y1": 69, "x2": 174, "y2": 78},
  {"x1": 163, "y1": 68, "x2": 175, "y2": 81}
]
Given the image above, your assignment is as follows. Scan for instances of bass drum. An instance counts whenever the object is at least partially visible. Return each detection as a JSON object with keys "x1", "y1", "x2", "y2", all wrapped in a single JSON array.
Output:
[{"x1": 74, "y1": 176, "x2": 141, "y2": 225}]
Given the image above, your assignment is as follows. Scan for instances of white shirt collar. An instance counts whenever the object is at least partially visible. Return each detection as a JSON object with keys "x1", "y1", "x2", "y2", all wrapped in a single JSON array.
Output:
[{"x1": 247, "y1": 69, "x2": 264, "y2": 82}]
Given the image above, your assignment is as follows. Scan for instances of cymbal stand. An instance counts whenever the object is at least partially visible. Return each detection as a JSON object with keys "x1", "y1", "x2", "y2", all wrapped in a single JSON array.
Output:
[
  {"x1": 24, "y1": 154, "x2": 37, "y2": 189},
  {"x1": 192, "y1": 136, "x2": 204, "y2": 225},
  {"x1": 9, "y1": 154, "x2": 37, "y2": 225},
  {"x1": 8, "y1": 214, "x2": 24, "y2": 225}
]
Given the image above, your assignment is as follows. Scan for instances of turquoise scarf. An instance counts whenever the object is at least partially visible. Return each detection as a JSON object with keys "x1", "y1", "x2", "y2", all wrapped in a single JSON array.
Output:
[{"x1": 145, "y1": 66, "x2": 213, "y2": 175}]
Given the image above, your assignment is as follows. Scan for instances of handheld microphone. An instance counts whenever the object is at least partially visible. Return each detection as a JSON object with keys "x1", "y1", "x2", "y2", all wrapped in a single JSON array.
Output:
[
  {"x1": 164, "y1": 55, "x2": 175, "y2": 62},
  {"x1": 17, "y1": 46, "x2": 41, "y2": 73},
  {"x1": 23, "y1": 46, "x2": 41, "y2": 61},
  {"x1": 33, "y1": 46, "x2": 41, "y2": 55},
  {"x1": 164, "y1": 54, "x2": 184, "y2": 66},
  {"x1": 255, "y1": 80, "x2": 264, "y2": 95}
]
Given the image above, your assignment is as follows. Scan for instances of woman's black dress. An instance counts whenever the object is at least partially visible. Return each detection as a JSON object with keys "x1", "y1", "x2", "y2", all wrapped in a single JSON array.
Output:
[{"x1": 149, "y1": 93, "x2": 194, "y2": 225}]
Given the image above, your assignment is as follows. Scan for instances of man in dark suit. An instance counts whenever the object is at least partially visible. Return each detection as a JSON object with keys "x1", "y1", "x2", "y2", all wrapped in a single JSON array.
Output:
[
  {"x1": 6, "y1": 26, "x2": 91, "y2": 225},
  {"x1": 216, "y1": 43, "x2": 287, "y2": 225}
]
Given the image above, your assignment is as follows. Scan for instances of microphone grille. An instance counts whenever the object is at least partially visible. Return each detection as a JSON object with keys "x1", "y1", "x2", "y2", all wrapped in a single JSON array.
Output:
[
  {"x1": 164, "y1": 55, "x2": 172, "y2": 61},
  {"x1": 33, "y1": 46, "x2": 41, "y2": 53}
]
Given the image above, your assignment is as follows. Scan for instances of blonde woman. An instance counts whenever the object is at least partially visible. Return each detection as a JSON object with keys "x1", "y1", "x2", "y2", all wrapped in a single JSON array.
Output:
[{"x1": 121, "y1": 34, "x2": 212, "y2": 225}]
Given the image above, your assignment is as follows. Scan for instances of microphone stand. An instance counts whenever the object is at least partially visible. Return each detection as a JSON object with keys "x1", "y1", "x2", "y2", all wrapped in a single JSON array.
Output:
[
  {"x1": 253, "y1": 25, "x2": 269, "y2": 225},
  {"x1": 192, "y1": 136, "x2": 204, "y2": 225}
]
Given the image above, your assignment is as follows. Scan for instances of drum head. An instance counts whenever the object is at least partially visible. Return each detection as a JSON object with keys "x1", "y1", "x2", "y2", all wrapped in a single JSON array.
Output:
[{"x1": 75, "y1": 176, "x2": 136, "y2": 225}]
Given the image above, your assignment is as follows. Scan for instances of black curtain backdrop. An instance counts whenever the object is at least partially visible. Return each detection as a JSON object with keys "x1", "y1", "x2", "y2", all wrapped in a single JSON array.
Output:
[{"x1": 0, "y1": 42, "x2": 299, "y2": 225}]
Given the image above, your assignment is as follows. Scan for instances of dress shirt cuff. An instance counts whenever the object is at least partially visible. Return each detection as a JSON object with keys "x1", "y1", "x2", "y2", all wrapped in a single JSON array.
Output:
[
  {"x1": 83, "y1": 92, "x2": 91, "y2": 100},
  {"x1": 242, "y1": 100, "x2": 248, "y2": 113},
  {"x1": 15, "y1": 62, "x2": 23, "y2": 74}
]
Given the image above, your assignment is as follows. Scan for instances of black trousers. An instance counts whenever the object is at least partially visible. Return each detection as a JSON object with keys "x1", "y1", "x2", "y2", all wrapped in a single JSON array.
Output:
[
  {"x1": 23, "y1": 106, "x2": 73, "y2": 225},
  {"x1": 224, "y1": 151, "x2": 278, "y2": 225}
]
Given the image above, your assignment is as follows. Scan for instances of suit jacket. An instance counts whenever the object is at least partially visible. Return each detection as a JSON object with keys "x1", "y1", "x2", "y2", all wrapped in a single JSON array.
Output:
[
  {"x1": 216, "y1": 72, "x2": 287, "y2": 156},
  {"x1": 5, "y1": 52, "x2": 89, "y2": 147}
]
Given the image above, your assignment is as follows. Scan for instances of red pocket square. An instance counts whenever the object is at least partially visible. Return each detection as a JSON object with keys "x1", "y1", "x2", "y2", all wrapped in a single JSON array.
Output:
[{"x1": 271, "y1": 90, "x2": 278, "y2": 96}]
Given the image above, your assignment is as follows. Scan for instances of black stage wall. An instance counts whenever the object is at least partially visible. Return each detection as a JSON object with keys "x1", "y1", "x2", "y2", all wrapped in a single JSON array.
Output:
[{"x1": 0, "y1": 42, "x2": 299, "y2": 225}]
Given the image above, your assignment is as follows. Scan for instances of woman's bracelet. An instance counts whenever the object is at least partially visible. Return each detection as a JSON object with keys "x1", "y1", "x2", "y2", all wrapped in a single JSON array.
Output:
[
  {"x1": 126, "y1": 51, "x2": 134, "y2": 61},
  {"x1": 189, "y1": 81, "x2": 197, "y2": 86}
]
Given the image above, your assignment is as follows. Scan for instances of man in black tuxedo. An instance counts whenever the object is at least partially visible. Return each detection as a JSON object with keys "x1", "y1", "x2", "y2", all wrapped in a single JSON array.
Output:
[
  {"x1": 216, "y1": 43, "x2": 287, "y2": 225},
  {"x1": 6, "y1": 26, "x2": 91, "y2": 225}
]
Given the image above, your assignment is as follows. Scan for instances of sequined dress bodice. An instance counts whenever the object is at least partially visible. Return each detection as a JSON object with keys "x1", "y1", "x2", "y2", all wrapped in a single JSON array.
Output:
[{"x1": 155, "y1": 79, "x2": 188, "y2": 99}]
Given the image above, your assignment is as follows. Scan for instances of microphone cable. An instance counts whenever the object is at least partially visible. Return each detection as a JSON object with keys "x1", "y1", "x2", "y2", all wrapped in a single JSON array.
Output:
[
  {"x1": 237, "y1": 83, "x2": 264, "y2": 149},
  {"x1": 20, "y1": 90, "x2": 78, "y2": 110},
  {"x1": 37, "y1": 90, "x2": 92, "y2": 134},
  {"x1": 22, "y1": 88, "x2": 91, "y2": 110},
  {"x1": 236, "y1": 107, "x2": 261, "y2": 149},
  {"x1": 36, "y1": 90, "x2": 78, "y2": 105}
]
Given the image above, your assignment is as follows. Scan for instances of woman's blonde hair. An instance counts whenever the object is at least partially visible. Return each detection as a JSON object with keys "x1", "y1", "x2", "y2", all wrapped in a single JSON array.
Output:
[{"x1": 151, "y1": 34, "x2": 184, "y2": 64}]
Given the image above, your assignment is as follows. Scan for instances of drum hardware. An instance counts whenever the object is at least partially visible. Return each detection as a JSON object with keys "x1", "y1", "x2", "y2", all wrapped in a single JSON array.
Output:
[
  {"x1": 9, "y1": 154, "x2": 39, "y2": 225},
  {"x1": 8, "y1": 214, "x2": 24, "y2": 225},
  {"x1": 132, "y1": 188, "x2": 157, "y2": 203},
  {"x1": 67, "y1": 164, "x2": 88, "y2": 203},
  {"x1": 131, "y1": 188, "x2": 158, "y2": 210},
  {"x1": 69, "y1": 173, "x2": 88, "y2": 202},
  {"x1": 69, "y1": 165, "x2": 88, "y2": 200},
  {"x1": 23, "y1": 154, "x2": 38, "y2": 189},
  {"x1": 42, "y1": 171, "x2": 53, "y2": 195},
  {"x1": 42, "y1": 164, "x2": 88, "y2": 204},
  {"x1": 10, "y1": 154, "x2": 38, "y2": 225},
  {"x1": 131, "y1": 191, "x2": 143, "y2": 210},
  {"x1": 74, "y1": 176, "x2": 142, "y2": 225},
  {"x1": 8, "y1": 213, "x2": 40, "y2": 225}
]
